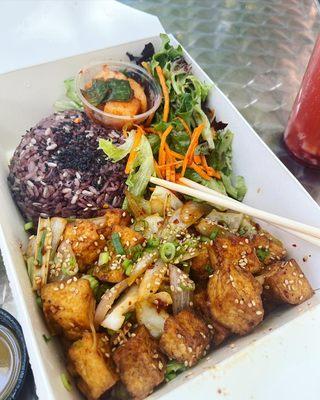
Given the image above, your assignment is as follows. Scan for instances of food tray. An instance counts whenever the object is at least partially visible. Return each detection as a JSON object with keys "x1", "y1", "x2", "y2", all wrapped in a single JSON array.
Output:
[{"x1": 0, "y1": 34, "x2": 320, "y2": 400}]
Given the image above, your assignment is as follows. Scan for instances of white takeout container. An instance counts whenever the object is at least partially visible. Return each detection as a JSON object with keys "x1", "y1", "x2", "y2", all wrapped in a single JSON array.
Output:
[{"x1": 0, "y1": 34, "x2": 320, "y2": 400}]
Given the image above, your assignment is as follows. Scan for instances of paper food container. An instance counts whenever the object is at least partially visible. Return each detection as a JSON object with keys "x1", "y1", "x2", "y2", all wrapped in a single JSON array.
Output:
[{"x1": 0, "y1": 34, "x2": 320, "y2": 400}]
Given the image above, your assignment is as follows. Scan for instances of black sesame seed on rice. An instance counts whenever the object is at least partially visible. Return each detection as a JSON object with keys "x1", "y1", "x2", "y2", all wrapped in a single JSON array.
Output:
[{"x1": 8, "y1": 110, "x2": 126, "y2": 222}]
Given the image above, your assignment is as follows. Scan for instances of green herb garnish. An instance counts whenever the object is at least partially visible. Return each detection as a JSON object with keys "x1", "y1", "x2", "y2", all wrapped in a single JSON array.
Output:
[
  {"x1": 83, "y1": 78, "x2": 133, "y2": 107},
  {"x1": 112, "y1": 232, "x2": 125, "y2": 255},
  {"x1": 160, "y1": 242, "x2": 176, "y2": 262},
  {"x1": 165, "y1": 360, "x2": 187, "y2": 382},
  {"x1": 61, "y1": 372, "x2": 72, "y2": 392},
  {"x1": 24, "y1": 221, "x2": 34, "y2": 231},
  {"x1": 210, "y1": 227, "x2": 220, "y2": 240},
  {"x1": 123, "y1": 259, "x2": 134, "y2": 276},
  {"x1": 256, "y1": 248, "x2": 270, "y2": 262},
  {"x1": 42, "y1": 334, "x2": 52, "y2": 343}
]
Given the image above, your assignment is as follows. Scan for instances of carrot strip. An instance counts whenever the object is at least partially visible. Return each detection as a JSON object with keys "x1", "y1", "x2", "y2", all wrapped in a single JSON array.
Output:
[
  {"x1": 181, "y1": 124, "x2": 204, "y2": 177},
  {"x1": 158, "y1": 125, "x2": 173, "y2": 166},
  {"x1": 177, "y1": 116, "x2": 191, "y2": 136},
  {"x1": 158, "y1": 161, "x2": 183, "y2": 170},
  {"x1": 194, "y1": 155, "x2": 201, "y2": 164},
  {"x1": 156, "y1": 66, "x2": 170, "y2": 122},
  {"x1": 144, "y1": 127, "x2": 159, "y2": 134},
  {"x1": 125, "y1": 127, "x2": 143, "y2": 174},
  {"x1": 165, "y1": 152, "x2": 171, "y2": 181},
  {"x1": 154, "y1": 160, "x2": 164, "y2": 179},
  {"x1": 191, "y1": 163, "x2": 211, "y2": 180},
  {"x1": 201, "y1": 155, "x2": 221, "y2": 179},
  {"x1": 141, "y1": 61, "x2": 152, "y2": 75},
  {"x1": 164, "y1": 144, "x2": 184, "y2": 160}
]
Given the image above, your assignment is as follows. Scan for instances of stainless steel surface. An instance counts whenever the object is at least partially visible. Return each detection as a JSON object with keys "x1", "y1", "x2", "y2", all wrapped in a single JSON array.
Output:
[{"x1": 1, "y1": 0, "x2": 319, "y2": 398}]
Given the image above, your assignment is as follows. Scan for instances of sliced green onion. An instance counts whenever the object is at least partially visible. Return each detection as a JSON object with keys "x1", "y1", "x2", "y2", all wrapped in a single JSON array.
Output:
[
  {"x1": 147, "y1": 237, "x2": 160, "y2": 249},
  {"x1": 210, "y1": 227, "x2": 220, "y2": 240},
  {"x1": 129, "y1": 244, "x2": 143, "y2": 262},
  {"x1": 95, "y1": 282, "x2": 111, "y2": 302},
  {"x1": 82, "y1": 275, "x2": 99, "y2": 292},
  {"x1": 37, "y1": 230, "x2": 47, "y2": 265},
  {"x1": 36, "y1": 294, "x2": 42, "y2": 308},
  {"x1": 256, "y1": 247, "x2": 270, "y2": 262},
  {"x1": 24, "y1": 221, "x2": 34, "y2": 231},
  {"x1": 160, "y1": 242, "x2": 176, "y2": 262},
  {"x1": 200, "y1": 236, "x2": 210, "y2": 243},
  {"x1": 165, "y1": 361, "x2": 187, "y2": 382},
  {"x1": 205, "y1": 264, "x2": 213, "y2": 275},
  {"x1": 111, "y1": 232, "x2": 125, "y2": 255},
  {"x1": 42, "y1": 334, "x2": 52, "y2": 343},
  {"x1": 123, "y1": 259, "x2": 134, "y2": 276},
  {"x1": 61, "y1": 372, "x2": 72, "y2": 392},
  {"x1": 133, "y1": 220, "x2": 149, "y2": 232},
  {"x1": 26, "y1": 257, "x2": 35, "y2": 281},
  {"x1": 124, "y1": 311, "x2": 133, "y2": 322},
  {"x1": 98, "y1": 251, "x2": 110, "y2": 266}
]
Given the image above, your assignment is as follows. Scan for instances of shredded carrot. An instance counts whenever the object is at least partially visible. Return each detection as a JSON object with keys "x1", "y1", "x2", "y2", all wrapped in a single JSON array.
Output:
[
  {"x1": 164, "y1": 144, "x2": 184, "y2": 160},
  {"x1": 158, "y1": 160, "x2": 183, "y2": 170},
  {"x1": 165, "y1": 151, "x2": 171, "y2": 181},
  {"x1": 141, "y1": 61, "x2": 152, "y2": 75},
  {"x1": 177, "y1": 116, "x2": 191, "y2": 136},
  {"x1": 191, "y1": 163, "x2": 211, "y2": 180},
  {"x1": 181, "y1": 124, "x2": 204, "y2": 177},
  {"x1": 156, "y1": 66, "x2": 170, "y2": 122},
  {"x1": 144, "y1": 127, "x2": 159, "y2": 134},
  {"x1": 194, "y1": 155, "x2": 202, "y2": 164},
  {"x1": 201, "y1": 155, "x2": 221, "y2": 179},
  {"x1": 158, "y1": 125, "x2": 173, "y2": 165},
  {"x1": 154, "y1": 160, "x2": 164, "y2": 179},
  {"x1": 125, "y1": 127, "x2": 143, "y2": 174}
]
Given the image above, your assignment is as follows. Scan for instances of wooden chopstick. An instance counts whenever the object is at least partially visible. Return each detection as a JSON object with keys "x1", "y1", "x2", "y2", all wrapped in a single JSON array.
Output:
[
  {"x1": 150, "y1": 177, "x2": 320, "y2": 246},
  {"x1": 179, "y1": 177, "x2": 320, "y2": 247}
]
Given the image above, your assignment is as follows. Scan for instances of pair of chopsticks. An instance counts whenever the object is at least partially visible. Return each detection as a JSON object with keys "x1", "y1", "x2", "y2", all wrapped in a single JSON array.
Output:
[{"x1": 150, "y1": 176, "x2": 320, "y2": 247}]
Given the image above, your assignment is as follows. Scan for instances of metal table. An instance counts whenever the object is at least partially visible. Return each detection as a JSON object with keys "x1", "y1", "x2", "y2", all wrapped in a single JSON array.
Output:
[{"x1": 1, "y1": 0, "x2": 319, "y2": 398}]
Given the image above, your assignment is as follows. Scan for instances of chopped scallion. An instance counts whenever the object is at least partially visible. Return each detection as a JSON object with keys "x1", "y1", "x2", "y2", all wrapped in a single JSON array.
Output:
[
  {"x1": 98, "y1": 251, "x2": 110, "y2": 266},
  {"x1": 61, "y1": 372, "x2": 72, "y2": 392},
  {"x1": 123, "y1": 259, "x2": 134, "y2": 276},
  {"x1": 133, "y1": 220, "x2": 149, "y2": 232},
  {"x1": 42, "y1": 334, "x2": 52, "y2": 343},
  {"x1": 111, "y1": 232, "x2": 125, "y2": 255},
  {"x1": 160, "y1": 242, "x2": 176, "y2": 262},
  {"x1": 210, "y1": 227, "x2": 220, "y2": 240},
  {"x1": 24, "y1": 221, "x2": 34, "y2": 231},
  {"x1": 147, "y1": 237, "x2": 160, "y2": 249}
]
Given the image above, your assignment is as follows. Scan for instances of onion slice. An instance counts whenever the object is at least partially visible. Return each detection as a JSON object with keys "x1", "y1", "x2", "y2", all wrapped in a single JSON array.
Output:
[
  {"x1": 127, "y1": 250, "x2": 158, "y2": 285},
  {"x1": 94, "y1": 279, "x2": 128, "y2": 325},
  {"x1": 101, "y1": 285, "x2": 139, "y2": 331},
  {"x1": 136, "y1": 299, "x2": 170, "y2": 338},
  {"x1": 50, "y1": 217, "x2": 67, "y2": 260},
  {"x1": 169, "y1": 264, "x2": 195, "y2": 315},
  {"x1": 138, "y1": 259, "x2": 167, "y2": 300}
]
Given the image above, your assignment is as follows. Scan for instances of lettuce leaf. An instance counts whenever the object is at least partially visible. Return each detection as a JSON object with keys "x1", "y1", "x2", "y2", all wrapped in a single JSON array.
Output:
[
  {"x1": 99, "y1": 131, "x2": 154, "y2": 197},
  {"x1": 54, "y1": 78, "x2": 84, "y2": 112}
]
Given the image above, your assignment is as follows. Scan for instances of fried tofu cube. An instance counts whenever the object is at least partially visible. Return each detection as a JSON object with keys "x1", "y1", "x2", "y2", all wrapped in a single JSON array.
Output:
[
  {"x1": 207, "y1": 266, "x2": 264, "y2": 335},
  {"x1": 260, "y1": 259, "x2": 313, "y2": 305},
  {"x1": 252, "y1": 231, "x2": 286, "y2": 265},
  {"x1": 191, "y1": 243, "x2": 212, "y2": 281},
  {"x1": 41, "y1": 279, "x2": 95, "y2": 340},
  {"x1": 193, "y1": 288, "x2": 230, "y2": 346},
  {"x1": 113, "y1": 326, "x2": 166, "y2": 400},
  {"x1": 63, "y1": 210, "x2": 130, "y2": 271},
  {"x1": 68, "y1": 333, "x2": 118, "y2": 400},
  {"x1": 159, "y1": 309, "x2": 210, "y2": 367},
  {"x1": 112, "y1": 225, "x2": 145, "y2": 248},
  {"x1": 104, "y1": 209, "x2": 131, "y2": 229},
  {"x1": 212, "y1": 234, "x2": 262, "y2": 274},
  {"x1": 64, "y1": 220, "x2": 107, "y2": 270}
]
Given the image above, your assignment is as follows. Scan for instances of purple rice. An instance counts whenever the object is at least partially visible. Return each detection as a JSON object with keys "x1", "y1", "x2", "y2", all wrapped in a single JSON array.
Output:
[{"x1": 8, "y1": 110, "x2": 126, "y2": 223}]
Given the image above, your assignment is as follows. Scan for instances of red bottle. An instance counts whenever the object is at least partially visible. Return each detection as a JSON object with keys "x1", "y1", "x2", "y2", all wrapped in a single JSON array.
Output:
[{"x1": 284, "y1": 34, "x2": 320, "y2": 168}]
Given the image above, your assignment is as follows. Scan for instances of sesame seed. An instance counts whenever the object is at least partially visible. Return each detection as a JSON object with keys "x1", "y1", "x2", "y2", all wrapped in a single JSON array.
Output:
[{"x1": 256, "y1": 311, "x2": 263, "y2": 315}]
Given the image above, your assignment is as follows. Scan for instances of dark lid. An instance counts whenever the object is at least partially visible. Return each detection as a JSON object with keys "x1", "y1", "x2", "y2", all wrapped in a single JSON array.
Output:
[{"x1": 0, "y1": 309, "x2": 28, "y2": 400}]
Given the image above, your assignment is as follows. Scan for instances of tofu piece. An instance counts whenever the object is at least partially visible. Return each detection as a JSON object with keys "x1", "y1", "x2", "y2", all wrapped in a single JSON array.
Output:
[
  {"x1": 68, "y1": 333, "x2": 118, "y2": 400},
  {"x1": 252, "y1": 231, "x2": 287, "y2": 265},
  {"x1": 207, "y1": 266, "x2": 264, "y2": 335},
  {"x1": 260, "y1": 259, "x2": 313, "y2": 305},
  {"x1": 112, "y1": 225, "x2": 145, "y2": 249},
  {"x1": 212, "y1": 234, "x2": 262, "y2": 275},
  {"x1": 41, "y1": 279, "x2": 95, "y2": 340},
  {"x1": 104, "y1": 209, "x2": 131, "y2": 229},
  {"x1": 159, "y1": 309, "x2": 210, "y2": 367},
  {"x1": 113, "y1": 326, "x2": 166, "y2": 400},
  {"x1": 63, "y1": 210, "x2": 130, "y2": 271},
  {"x1": 93, "y1": 226, "x2": 144, "y2": 283},
  {"x1": 193, "y1": 288, "x2": 230, "y2": 346},
  {"x1": 191, "y1": 243, "x2": 212, "y2": 281}
]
